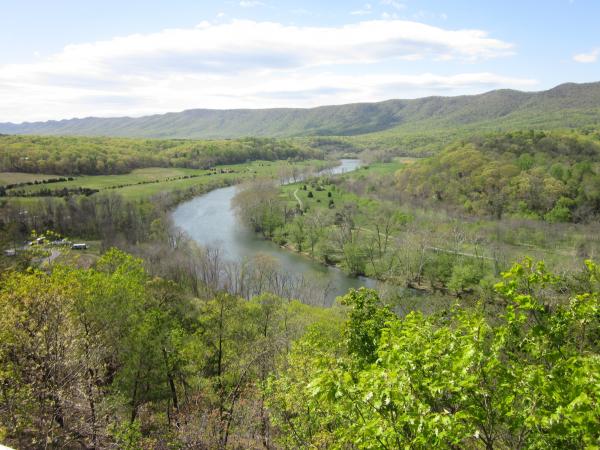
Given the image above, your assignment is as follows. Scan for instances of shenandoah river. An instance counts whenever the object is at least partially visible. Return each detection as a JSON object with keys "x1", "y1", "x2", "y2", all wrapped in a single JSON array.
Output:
[{"x1": 171, "y1": 159, "x2": 377, "y2": 304}]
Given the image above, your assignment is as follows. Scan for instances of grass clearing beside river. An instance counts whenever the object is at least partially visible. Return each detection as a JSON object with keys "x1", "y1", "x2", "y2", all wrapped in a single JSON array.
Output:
[
  {"x1": 0, "y1": 172, "x2": 61, "y2": 184},
  {"x1": 4, "y1": 159, "x2": 329, "y2": 200}
]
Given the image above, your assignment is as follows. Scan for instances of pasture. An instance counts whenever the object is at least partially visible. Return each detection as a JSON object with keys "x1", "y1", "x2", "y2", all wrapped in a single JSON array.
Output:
[{"x1": 2, "y1": 160, "x2": 324, "y2": 200}]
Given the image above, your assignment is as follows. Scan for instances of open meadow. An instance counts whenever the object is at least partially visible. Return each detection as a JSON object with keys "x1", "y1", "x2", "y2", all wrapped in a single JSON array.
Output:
[{"x1": 2, "y1": 159, "x2": 330, "y2": 200}]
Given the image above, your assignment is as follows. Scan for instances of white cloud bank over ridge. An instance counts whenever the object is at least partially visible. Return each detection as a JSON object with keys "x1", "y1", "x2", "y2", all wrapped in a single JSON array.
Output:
[
  {"x1": 0, "y1": 19, "x2": 536, "y2": 122},
  {"x1": 573, "y1": 48, "x2": 600, "y2": 63}
]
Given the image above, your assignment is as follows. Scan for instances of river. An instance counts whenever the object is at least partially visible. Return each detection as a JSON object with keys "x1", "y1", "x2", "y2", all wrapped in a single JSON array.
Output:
[{"x1": 171, "y1": 159, "x2": 377, "y2": 303}]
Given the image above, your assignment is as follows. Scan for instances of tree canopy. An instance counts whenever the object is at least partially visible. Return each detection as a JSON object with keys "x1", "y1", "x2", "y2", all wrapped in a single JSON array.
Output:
[
  {"x1": 397, "y1": 130, "x2": 600, "y2": 222},
  {"x1": 268, "y1": 260, "x2": 600, "y2": 449},
  {"x1": 0, "y1": 135, "x2": 320, "y2": 175}
]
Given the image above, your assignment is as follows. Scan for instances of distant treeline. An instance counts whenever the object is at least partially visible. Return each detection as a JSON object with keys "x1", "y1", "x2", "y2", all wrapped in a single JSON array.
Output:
[
  {"x1": 346, "y1": 125, "x2": 600, "y2": 157},
  {"x1": 0, "y1": 135, "x2": 323, "y2": 175}
]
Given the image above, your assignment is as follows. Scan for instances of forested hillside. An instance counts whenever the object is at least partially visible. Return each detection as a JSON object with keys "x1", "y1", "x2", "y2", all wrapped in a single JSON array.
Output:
[
  {"x1": 0, "y1": 135, "x2": 319, "y2": 175},
  {"x1": 396, "y1": 130, "x2": 600, "y2": 222},
  {"x1": 2, "y1": 82, "x2": 600, "y2": 143},
  {"x1": 1, "y1": 250, "x2": 598, "y2": 448}
]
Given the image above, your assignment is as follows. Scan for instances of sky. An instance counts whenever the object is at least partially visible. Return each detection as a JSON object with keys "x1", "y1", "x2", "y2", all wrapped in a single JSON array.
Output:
[{"x1": 0, "y1": 0, "x2": 599, "y2": 123}]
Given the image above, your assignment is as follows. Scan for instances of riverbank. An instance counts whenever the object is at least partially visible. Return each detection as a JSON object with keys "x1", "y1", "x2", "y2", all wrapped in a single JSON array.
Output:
[
  {"x1": 171, "y1": 159, "x2": 379, "y2": 303},
  {"x1": 229, "y1": 158, "x2": 469, "y2": 297},
  {"x1": 268, "y1": 213, "x2": 433, "y2": 293}
]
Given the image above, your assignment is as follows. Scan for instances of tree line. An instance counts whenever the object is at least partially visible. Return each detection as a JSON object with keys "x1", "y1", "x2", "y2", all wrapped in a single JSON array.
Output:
[
  {"x1": 4, "y1": 186, "x2": 99, "y2": 197},
  {"x1": 1, "y1": 176, "x2": 75, "y2": 189},
  {"x1": 0, "y1": 135, "x2": 322, "y2": 175}
]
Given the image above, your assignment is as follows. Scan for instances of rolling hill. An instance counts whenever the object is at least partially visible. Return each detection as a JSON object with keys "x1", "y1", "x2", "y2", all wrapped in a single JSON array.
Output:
[{"x1": 1, "y1": 82, "x2": 600, "y2": 140}]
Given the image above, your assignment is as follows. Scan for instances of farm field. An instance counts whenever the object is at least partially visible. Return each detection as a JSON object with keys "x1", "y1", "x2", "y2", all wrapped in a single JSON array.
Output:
[
  {"x1": 2, "y1": 159, "x2": 328, "y2": 200},
  {"x1": 0, "y1": 172, "x2": 62, "y2": 184}
]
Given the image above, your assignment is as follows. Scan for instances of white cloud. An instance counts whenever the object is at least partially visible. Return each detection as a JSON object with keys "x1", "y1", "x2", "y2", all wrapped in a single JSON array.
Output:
[
  {"x1": 380, "y1": 0, "x2": 405, "y2": 10},
  {"x1": 0, "y1": 19, "x2": 528, "y2": 122},
  {"x1": 573, "y1": 48, "x2": 599, "y2": 63},
  {"x1": 351, "y1": 3, "x2": 373, "y2": 16},
  {"x1": 250, "y1": 73, "x2": 537, "y2": 102},
  {"x1": 239, "y1": 0, "x2": 264, "y2": 7},
  {"x1": 381, "y1": 12, "x2": 398, "y2": 19}
]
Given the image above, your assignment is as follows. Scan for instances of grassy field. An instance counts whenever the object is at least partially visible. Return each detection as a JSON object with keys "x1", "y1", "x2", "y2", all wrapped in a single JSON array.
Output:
[
  {"x1": 0, "y1": 172, "x2": 62, "y2": 184},
  {"x1": 280, "y1": 160, "x2": 410, "y2": 229},
  {"x1": 361, "y1": 159, "x2": 414, "y2": 174},
  {"x1": 282, "y1": 180, "x2": 377, "y2": 217},
  {"x1": 4, "y1": 160, "x2": 328, "y2": 200},
  {"x1": 7, "y1": 167, "x2": 211, "y2": 195}
]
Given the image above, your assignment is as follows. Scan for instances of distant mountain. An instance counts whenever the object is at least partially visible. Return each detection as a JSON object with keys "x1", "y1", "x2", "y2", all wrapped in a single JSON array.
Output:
[{"x1": 2, "y1": 82, "x2": 600, "y2": 139}]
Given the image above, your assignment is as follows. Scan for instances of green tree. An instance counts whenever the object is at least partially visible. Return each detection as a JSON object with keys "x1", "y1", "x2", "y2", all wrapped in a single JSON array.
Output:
[
  {"x1": 288, "y1": 215, "x2": 306, "y2": 252},
  {"x1": 268, "y1": 261, "x2": 600, "y2": 449}
]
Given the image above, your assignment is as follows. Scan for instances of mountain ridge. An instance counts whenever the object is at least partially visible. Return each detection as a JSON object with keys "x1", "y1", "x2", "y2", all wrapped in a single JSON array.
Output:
[{"x1": 2, "y1": 81, "x2": 600, "y2": 139}]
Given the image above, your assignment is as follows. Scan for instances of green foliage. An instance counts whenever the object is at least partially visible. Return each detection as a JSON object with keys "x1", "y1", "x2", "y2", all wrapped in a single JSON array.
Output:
[
  {"x1": 340, "y1": 288, "x2": 396, "y2": 364},
  {"x1": 265, "y1": 321, "x2": 345, "y2": 449},
  {"x1": 232, "y1": 179, "x2": 284, "y2": 238},
  {"x1": 287, "y1": 216, "x2": 306, "y2": 251},
  {"x1": 0, "y1": 135, "x2": 320, "y2": 175},
  {"x1": 110, "y1": 420, "x2": 143, "y2": 450},
  {"x1": 544, "y1": 196, "x2": 574, "y2": 222},
  {"x1": 447, "y1": 260, "x2": 486, "y2": 295},
  {"x1": 0, "y1": 247, "x2": 342, "y2": 448},
  {"x1": 0, "y1": 191, "x2": 163, "y2": 243},
  {"x1": 240, "y1": 176, "x2": 421, "y2": 281},
  {"x1": 269, "y1": 261, "x2": 600, "y2": 449},
  {"x1": 341, "y1": 242, "x2": 367, "y2": 277},
  {"x1": 423, "y1": 251, "x2": 456, "y2": 288},
  {"x1": 397, "y1": 130, "x2": 600, "y2": 222}
]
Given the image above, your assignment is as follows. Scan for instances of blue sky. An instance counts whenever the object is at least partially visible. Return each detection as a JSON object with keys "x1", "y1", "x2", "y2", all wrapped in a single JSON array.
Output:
[{"x1": 0, "y1": 0, "x2": 599, "y2": 122}]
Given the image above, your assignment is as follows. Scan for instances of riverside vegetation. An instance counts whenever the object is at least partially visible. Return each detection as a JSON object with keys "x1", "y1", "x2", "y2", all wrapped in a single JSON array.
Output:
[
  {"x1": 233, "y1": 130, "x2": 600, "y2": 300},
  {"x1": 0, "y1": 124, "x2": 599, "y2": 448}
]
